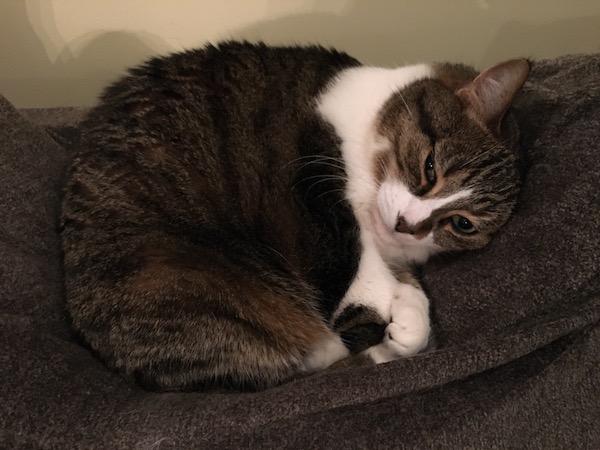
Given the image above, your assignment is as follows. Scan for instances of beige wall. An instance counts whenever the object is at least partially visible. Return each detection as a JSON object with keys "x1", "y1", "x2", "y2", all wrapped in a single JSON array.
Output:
[{"x1": 2, "y1": 0, "x2": 599, "y2": 108}]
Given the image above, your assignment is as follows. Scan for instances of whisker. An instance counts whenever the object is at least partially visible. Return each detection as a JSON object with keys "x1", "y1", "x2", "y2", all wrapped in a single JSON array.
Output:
[
  {"x1": 292, "y1": 174, "x2": 347, "y2": 188},
  {"x1": 297, "y1": 174, "x2": 347, "y2": 182},
  {"x1": 304, "y1": 177, "x2": 346, "y2": 194},
  {"x1": 282, "y1": 154, "x2": 376, "y2": 188},
  {"x1": 281, "y1": 155, "x2": 346, "y2": 171},
  {"x1": 316, "y1": 187, "x2": 346, "y2": 201},
  {"x1": 327, "y1": 195, "x2": 353, "y2": 214},
  {"x1": 457, "y1": 150, "x2": 493, "y2": 169},
  {"x1": 396, "y1": 90, "x2": 414, "y2": 120},
  {"x1": 301, "y1": 160, "x2": 347, "y2": 172},
  {"x1": 299, "y1": 165, "x2": 373, "y2": 187},
  {"x1": 263, "y1": 244, "x2": 294, "y2": 269}
]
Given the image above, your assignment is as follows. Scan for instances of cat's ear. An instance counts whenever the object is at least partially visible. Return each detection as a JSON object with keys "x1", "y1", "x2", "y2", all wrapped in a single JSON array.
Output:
[{"x1": 455, "y1": 59, "x2": 529, "y2": 135}]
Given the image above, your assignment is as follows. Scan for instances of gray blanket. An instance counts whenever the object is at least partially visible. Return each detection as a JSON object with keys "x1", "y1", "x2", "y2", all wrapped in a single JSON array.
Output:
[{"x1": 1, "y1": 53, "x2": 599, "y2": 449}]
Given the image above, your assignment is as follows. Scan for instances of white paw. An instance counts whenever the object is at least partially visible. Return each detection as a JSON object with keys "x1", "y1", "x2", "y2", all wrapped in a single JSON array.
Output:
[
  {"x1": 364, "y1": 285, "x2": 431, "y2": 364},
  {"x1": 384, "y1": 305, "x2": 430, "y2": 357}
]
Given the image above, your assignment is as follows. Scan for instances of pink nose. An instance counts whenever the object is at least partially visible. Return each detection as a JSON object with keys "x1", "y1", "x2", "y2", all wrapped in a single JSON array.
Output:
[{"x1": 395, "y1": 216, "x2": 415, "y2": 234}]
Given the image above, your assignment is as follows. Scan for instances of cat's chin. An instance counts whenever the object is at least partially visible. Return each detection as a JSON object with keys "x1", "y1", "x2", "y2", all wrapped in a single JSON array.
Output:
[{"x1": 369, "y1": 207, "x2": 439, "y2": 266}]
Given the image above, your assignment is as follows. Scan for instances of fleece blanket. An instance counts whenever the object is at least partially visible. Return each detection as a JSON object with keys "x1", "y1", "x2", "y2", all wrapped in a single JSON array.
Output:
[{"x1": 1, "y1": 53, "x2": 599, "y2": 449}]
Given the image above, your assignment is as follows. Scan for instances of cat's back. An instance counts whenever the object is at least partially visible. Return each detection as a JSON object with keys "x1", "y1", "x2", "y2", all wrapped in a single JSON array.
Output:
[
  {"x1": 64, "y1": 42, "x2": 359, "y2": 233},
  {"x1": 62, "y1": 42, "x2": 361, "y2": 302},
  {"x1": 83, "y1": 42, "x2": 359, "y2": 147}
]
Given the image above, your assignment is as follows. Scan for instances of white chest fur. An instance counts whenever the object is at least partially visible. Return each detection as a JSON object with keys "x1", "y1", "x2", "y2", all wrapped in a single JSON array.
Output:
[
  {"x1": 317, "y1": 65, "x2": 434, "y2": 219},
  {"x1": 316, "y1": 64, "x2": 435, "y2": 360}
]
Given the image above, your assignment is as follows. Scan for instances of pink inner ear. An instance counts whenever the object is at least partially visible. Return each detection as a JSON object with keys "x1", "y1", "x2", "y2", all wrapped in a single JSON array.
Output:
[{"x1": 455, "y1": 59, "x2": 529, "y2": 134}]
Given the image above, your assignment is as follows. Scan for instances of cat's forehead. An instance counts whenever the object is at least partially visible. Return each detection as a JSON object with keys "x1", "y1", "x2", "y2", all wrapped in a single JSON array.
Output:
[
  {"x1": 373, "y1": 75, "x2": 521, "y2": 217},
  {"x1": 377, "y1": 77, "x2": 468, "y2": 140},
  {"x1": 376, "y1": 75, "x2": 517, "y2": 170}
]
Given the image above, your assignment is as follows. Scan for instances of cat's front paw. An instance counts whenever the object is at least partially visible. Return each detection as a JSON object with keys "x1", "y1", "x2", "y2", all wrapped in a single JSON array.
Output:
[
  {"x1": 383, "y1": 304, "x2": 430, "y2": 357},
  {"x1": 364, "y1": 284, "x2": 431, "y2": 364}
]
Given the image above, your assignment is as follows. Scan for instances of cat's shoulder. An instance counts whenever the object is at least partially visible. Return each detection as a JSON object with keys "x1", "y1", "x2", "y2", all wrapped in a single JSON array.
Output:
[{"x1": 317, "y1": 64, "x2": 434, "y2": 130}]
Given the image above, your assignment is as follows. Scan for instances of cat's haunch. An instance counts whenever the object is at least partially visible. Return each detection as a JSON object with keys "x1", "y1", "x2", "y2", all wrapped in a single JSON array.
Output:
[{"x1": 61, "y1": 42, "x2": 529, "y2": 391}]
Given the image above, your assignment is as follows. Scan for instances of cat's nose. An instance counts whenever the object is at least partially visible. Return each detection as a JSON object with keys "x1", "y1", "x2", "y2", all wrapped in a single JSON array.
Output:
[{"x1": 395, "y1": 216, "x2": 415, "y2": 234}]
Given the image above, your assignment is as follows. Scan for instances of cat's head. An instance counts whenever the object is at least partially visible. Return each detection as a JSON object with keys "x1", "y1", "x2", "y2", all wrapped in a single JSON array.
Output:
[{"x1": 370, "y1": 59, "x2": 529, "y2": 265}]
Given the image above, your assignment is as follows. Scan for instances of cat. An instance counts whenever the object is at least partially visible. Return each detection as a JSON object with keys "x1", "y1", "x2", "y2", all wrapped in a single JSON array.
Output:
[{"x1": 61, "y1": 42, "x2": 529, "y2": 391}]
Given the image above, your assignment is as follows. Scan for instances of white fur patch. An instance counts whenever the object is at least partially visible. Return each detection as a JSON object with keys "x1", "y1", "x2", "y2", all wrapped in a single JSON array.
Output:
[
  {"x1": 388, "y1": 232, "x2": 439, "y2": 266},
  {"x1": 303, "y1": 334, "x2": 349, "y2": 370},
  {"x1": 377, "y1": 181, "x2": 472, "y2": 229},
  {"x1": 333, "y1": 233, "x2": 398, "y2": 322},
  {"x1": 319, "y1": 64, "x2": 437, "y2": 360},
  {"x1": 317, "y1": 64, "x2": 437, "y2": 267},
  {"x1": 317, "y1": 64, "x2": 434, "y2": 219}
]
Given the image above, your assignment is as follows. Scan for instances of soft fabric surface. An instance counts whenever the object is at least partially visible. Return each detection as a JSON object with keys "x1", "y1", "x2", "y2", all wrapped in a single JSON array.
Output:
[{"x1": 1, "y1": 53, "x2": 599, "y2": 448}]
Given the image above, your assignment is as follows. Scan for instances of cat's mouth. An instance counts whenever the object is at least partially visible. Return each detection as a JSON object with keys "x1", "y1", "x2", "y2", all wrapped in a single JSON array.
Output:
[{"x1": 369, "y1": 206, "x2": 441, "y2": 265}]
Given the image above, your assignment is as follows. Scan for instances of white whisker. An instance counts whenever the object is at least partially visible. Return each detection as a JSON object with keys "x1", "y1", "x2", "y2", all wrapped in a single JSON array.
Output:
[{"x1": 396, "y1": 90, "x2": 414, "y2": 120}]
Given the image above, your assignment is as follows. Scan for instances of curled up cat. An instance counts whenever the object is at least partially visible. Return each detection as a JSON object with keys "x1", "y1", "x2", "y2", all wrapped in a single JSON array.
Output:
[{"x1": 61, "y1": 42, "x2": 529, "y2": 391}]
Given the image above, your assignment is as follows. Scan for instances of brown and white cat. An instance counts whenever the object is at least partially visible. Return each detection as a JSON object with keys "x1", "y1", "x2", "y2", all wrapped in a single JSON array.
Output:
[{"x1": 61, "y1": 42, "x2": 529, "y2": 391}]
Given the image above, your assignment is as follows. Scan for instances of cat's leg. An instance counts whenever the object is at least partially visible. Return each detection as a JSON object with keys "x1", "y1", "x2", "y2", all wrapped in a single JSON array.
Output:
[
  {"x1": 333, "y1": 239, "x2": 398, "y2": 328},
  {"x1": 332, "y1": 242, "x2": 397, "y2": 348},
  {"x1": 333, "y1": 241, "x2": 431, "y2": 360}
]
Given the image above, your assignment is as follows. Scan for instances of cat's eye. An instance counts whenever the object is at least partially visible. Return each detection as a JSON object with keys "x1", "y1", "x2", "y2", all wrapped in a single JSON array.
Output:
[
  {"x1": 451, "y1": 215, "x2": 476, "y2": 234},
  {"x1": 424, "y1": 154, "x2": 436, "y2": 185}
]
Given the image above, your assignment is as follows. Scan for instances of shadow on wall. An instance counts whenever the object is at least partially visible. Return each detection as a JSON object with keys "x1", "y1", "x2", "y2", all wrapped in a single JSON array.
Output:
[
  {"x1": 0, "y1": 1, "x2": 169, "y2": 107},
  {"x1": 229, "y1": 3, "x2": 600, "y2": 67},
  {"x1": 228, "y1": 3, "x2": 484, "y2": 66},
  {"x1": 484, "y1": 16, "x2": 600, "y2": 64},
  {"x1": 1, "y1": 0, "x2": 598, "y2": 108}
]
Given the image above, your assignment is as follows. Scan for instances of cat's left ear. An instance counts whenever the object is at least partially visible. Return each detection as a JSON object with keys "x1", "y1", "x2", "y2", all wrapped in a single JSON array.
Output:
[{"x1": 455, "y1": 59, "x2": 530, "y2": 135}]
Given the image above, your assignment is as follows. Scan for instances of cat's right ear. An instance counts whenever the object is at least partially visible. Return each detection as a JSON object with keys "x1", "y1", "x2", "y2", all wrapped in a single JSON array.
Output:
[{"x1": 455, "y1": 59, "x2": 530, "y2": 135}]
